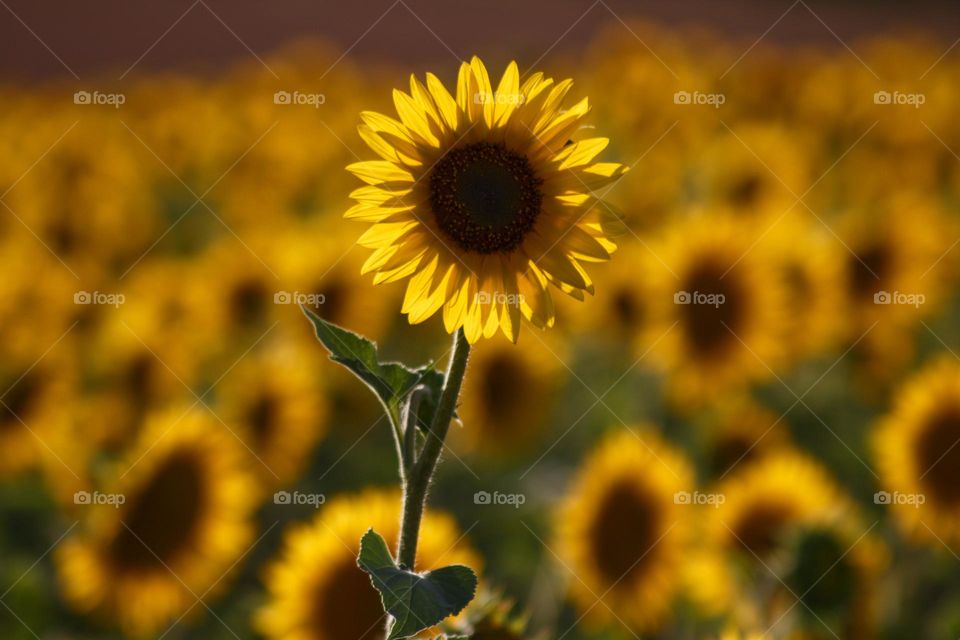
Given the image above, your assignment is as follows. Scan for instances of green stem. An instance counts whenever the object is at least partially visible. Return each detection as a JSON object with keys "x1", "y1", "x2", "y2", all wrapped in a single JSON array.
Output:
[{"x1": 396, "y1": 328, "x2": 470, "y2": 570}]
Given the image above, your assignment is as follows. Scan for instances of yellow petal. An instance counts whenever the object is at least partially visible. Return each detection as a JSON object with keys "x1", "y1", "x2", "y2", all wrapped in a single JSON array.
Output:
[
  {"x1": 494, "y1": 61, "x2": 520, "y2": 126},
  {"x1": 426, "y1": 72, "x2": 459, "y2": 131},
  {"x1": 346, "y1": 160, "x2": 414, "y2": 186}
]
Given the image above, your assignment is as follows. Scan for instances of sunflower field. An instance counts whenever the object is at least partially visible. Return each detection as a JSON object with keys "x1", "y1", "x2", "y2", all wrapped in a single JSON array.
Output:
[{"x1": 2, "y1": 12, "x2": 960, "y2": 640}]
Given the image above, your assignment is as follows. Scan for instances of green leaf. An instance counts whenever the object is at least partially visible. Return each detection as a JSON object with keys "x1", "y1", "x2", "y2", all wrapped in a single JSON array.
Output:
[
  {"x1": 357, "y1": 529, "x2": 477, "y2": 640},
  {"x1": 302, "y1": 306, "x2": 442, "y2": 417}
]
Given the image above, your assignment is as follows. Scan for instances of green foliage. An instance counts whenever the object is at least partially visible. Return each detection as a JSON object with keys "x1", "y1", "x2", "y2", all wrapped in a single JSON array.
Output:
[
  {"x1": 302, "y1": 306, "x2": 443, "y2": 427},
  {"x1": 357, "y1": 529, "x2": 478, "y2": 640}
]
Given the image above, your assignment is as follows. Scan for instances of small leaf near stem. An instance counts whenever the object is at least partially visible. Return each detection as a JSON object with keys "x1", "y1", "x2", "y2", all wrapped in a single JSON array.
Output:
[
  {"x1": 358, "y1": 529, "x2": 477, "y2": 640},
  {"x1": 396, "y1": 328, "x2": 471, "y2": 571}
]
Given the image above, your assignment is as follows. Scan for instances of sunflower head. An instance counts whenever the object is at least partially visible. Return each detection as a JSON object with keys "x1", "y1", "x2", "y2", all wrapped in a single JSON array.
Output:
[{"x1": 346, "y1": 56, "x2": 628, "y2": 343}]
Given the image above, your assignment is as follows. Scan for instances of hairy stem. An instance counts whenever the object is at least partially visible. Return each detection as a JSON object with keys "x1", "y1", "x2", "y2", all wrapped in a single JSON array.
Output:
[{"x1": 396, "y1": 328, "x2": 470, "y2": 569}]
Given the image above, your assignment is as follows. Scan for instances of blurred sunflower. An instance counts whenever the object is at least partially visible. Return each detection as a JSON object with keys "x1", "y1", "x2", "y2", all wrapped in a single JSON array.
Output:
[
  {"x1": 874, "y1": 357, "x2": 960, "y2": 544},
  {"x1": 80, "y1": 317, "x2": 190, "y2": 450},
  {"x1": 255, "y1": 488, "x2": 480, "y2": 640},
  {"x1": 560, "y1": 240, "x2": 652, "y2": 348},
  {"x1": 276, "y1": 222, "x2": 397, "y2": 341},
  {"x1": 701, "y1": 397, "x2": 791, "y2": 480},
  {"x1": 219, "y1": 338, "x2": 328, "y2": 487},
  {"x1": 762, "y1": 212, "x2": 845, "y2": 359},
  {"x1": 690, "y1": 124, "x2": 811, "y2": 216},
  {"x1": 838, "y1": 197, "x2": 948, "y2": 326},
  {"x1": 56, "y1": 408, "x2": 256, "y2": 635},
  {"x1": 454, "y1": 333, "x2": 565, "y2": 456},
  {"x1": 197, "y1": 237, "x2": 281, "y2": 348},
  {"x1": 0, "y1": 351, "x2": 74, "y2": 478},
  {"x1": 555, "y1": 428, "x2": 693, "y2": 632},
  {"x1": 346, "y1": 56, "x2": 628, "y2": 342},
  {"x1": 708, "y1": 451, "x2": 843, "y2": 562},
  {"x1": 646, "y1": 214, "x2": 788, "y2": 405}
]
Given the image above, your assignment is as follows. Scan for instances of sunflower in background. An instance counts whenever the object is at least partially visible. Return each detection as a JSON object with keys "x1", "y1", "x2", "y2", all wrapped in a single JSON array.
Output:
[
  {"x1": 708, "y1": 451, "x2": 844, "y2": 563},
  {"x1": 8, "y1": 114, "x2": 157, "y2": 266},
  {"x1": 559, "y1": 239, "x2": 653, "y2": 351},
  {"x1": 56, "y1": 408, "x2": 256, "y2": 636},
  {"x1": 195, "y1": 235, "x2": 282, "y2": 351},
  {"x1": 0, "y1": 349, "x2": 75, "y2": 479},
  {"x1": 79, "y1": 315, "x2": 193, "y2": 451},
  {"x1": 453, "y1": 333, "x2": 565, "y2": 457},
  {"x1": 761, "y1": 212, "x2": 845, "y2": 360},
  {"x1": 874, "y1": 357, "x2": 960, "y2": 545},
  {"x1": 345, "y1": 56, "x2": 628, "y2": 342},
  {"x1": 645, "y1": 213, "x2": 788, "y2": 405},
  {"x1": 218, "y1": 337, "x2": 329, "y2": 488},
  {"x1": 555, "y1": 428, "x2": 694, "y2": 633},
  {"x1": 119, "y1": 258, "x2": 209, "y2": 378},
  {"x1": 699, "y1": 396, "x2": 791, "y2": 480},
  {"x1": 276, "y1": 221, "x2": 398, "y2": 342},
  {"x1": 255, "y1": 488, "x2": 480, "y2": 640},
  {"x1": 688, "y1": 124, "x2": 813, "y2": 217}
]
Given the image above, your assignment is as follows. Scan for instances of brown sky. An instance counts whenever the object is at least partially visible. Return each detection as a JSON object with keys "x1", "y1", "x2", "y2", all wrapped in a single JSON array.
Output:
[{"x1": 1, "y1": 0, "x2": 958, "y2": 82}]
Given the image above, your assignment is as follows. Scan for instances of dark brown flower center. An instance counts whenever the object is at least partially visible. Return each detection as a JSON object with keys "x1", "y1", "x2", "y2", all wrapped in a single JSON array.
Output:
[
  {"x1": 108, "y1": 450, "x2": 206, "y2": 571},
  {"x1": 314, "y1": 555, "x2": 385, "y2": 639},
  {"x1": 731, "y1": 500, "x2": 794, "y2": 557},
  {"x1": 587, "y1": 479, "x2": 661, "y2": 586},
  {"x1": 915, "y1": 405, "x2": 960, "y2": 505},
  {"x1": 429, "y1": 142, "x2": 542, "y2": 254},
  {"x1": 480, "y1": 354, "x2": 530, "y2": 427},
  {"x1": 679, "y1": 258, "x2": 746, "y2": 357},
  {"x1": 849, "y1": 242, "x2": 891, "y2": 299}
]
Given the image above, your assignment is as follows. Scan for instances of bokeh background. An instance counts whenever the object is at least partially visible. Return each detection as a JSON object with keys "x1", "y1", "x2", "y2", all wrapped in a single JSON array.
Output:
[{"x1": 2, "y1": 1, "x2": 960, "y2": 638}]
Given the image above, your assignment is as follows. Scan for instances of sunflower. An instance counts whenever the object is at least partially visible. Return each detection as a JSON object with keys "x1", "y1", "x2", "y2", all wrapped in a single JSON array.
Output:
[
  {"x1": 560, "y1": 239, "x2": 652, "y2": 348},
  {"x1": 56, "y1": 408, "x2": 256, "y2": 636},
  {"x1": 276, "y1": 221, "x2": 397, "y2": 341},
  {"x1": 645, "y1": 213, "x2": 788, "y2": 405},
  {"x1": 874, "y1": 357, "x2": 960, "y2": 545},
  {"x1": 700, "y1": 396, "x2": 791, "y2": 480},
  {"x1": 453, "y1": 333, "x2": 565, "y2": 456},
  {"x1": 761, "y1": 212, "x2": 845, "y2": 359},
  {"x1": 555, "y1": 428, "x2": 694, "y2": 632},
  {"x1": 838, "y1": 195, "x2": 949, "y2": 328},
  {"x1": 697, "y1": 453, "x2": 858, "y2": 635},
  {"x1": 80, "y1": 316, "x2": 191, "y2": 451},
  {"x1": 707, "y1": 451, "x2": 844, "y2": 564},
  {"x1": 0, "y1": 350, "x2": 74, "y2": 478},
  {"x1": 345, "y1": 56, "x2": 628, "y2": 343},
  {"x1": 255, "y1": 488, "x2": 480, "y2": 640},
  {"x1": 196, "y1": 236, "x2": 281, "y2": 350},
  {"x1": 218, "y1": 338, "x2": 329, "y2": 487}
]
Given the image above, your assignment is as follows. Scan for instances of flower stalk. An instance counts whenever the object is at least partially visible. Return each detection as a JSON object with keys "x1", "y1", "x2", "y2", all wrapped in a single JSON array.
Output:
[{"x1": 396, "y1": 328, "x2": 471, "y2": 569}]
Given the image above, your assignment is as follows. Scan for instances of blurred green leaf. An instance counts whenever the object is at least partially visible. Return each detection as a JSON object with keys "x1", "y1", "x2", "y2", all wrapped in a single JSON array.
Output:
[{"x1": 357, "y1": 529, "x2": 477, "y2": 640}]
